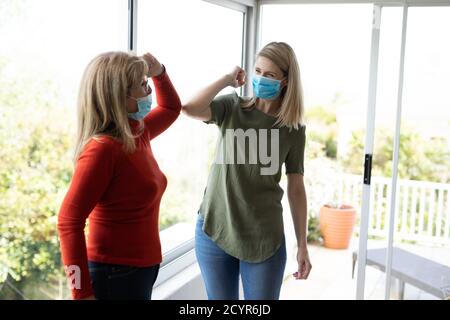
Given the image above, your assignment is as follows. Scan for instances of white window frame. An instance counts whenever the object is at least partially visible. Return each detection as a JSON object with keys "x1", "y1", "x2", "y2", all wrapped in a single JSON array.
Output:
[
  {"x1": 128, "y1": 0, "x2": 138, "y2": 54},
  {"x1": 204, "y1": 0, "x2": 259, "y2": 96},
  {"x1": 261, "y1": 0, "x2": 450, "y2": 5}
]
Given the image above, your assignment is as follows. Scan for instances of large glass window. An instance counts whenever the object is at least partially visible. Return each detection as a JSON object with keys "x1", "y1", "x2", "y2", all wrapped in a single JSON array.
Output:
[
  {"x1": 397, "y1": 7, "x2": 450, "y2": 247},
  {"x1": 0, "y1": 0, "x2": 245, "y2": 299},
  {"x1": 361, "y1": 6, "x2": 450, "y2": 300},
  {"x1": 0, "y1": 0, "x2": 128, "y2": 300},
  {"x1": 137, "y1": 0, "x2": 244, "y2": 246},
  {"x1": 261, "y1": 3, "x2": 450, "y2": 300},
  {"x1": 261, "y1": 3, "x2": 373, "y2": 299}
]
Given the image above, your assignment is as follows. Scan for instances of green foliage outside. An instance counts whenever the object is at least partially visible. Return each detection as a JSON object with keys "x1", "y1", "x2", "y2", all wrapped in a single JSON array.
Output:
[
  {"x1": 305, "y1": 105, "x2": 338, "y2": 159},
  {"x1": 342, "y1": 126, "x2": 450, "y2": 183},
  {"x1": 306, "y1": 214, "x2": 322, "y2": 244},
  {"x1": 0, "y1": 57, "x2": 72, "y2": 299}
]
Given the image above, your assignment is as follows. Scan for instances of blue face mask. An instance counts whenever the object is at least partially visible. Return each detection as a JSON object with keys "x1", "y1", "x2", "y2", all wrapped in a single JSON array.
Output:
[
  {"x1": 127, "y1": 94, "x2": 152, "y2": 120},
  {"x1": 252, "y1": 75, "x2": 282, "y2": 100}
]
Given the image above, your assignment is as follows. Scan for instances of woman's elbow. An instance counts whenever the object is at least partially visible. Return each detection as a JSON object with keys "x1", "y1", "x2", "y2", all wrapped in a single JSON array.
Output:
[
  {"x1": 57, "y1": 213, "x2": 72, "y2": 233},
  {"x1": 181, "y1": 104, "x2": 193, "y2": 117},
  {"x1": 182, "y1": 103, "x2": 202, "y2": 119},
  {"x1": 57, "y1": 205, "x2": 87, "y2": 234},
  {"x1": 181, "y1": 103, "x2": 211, "y2": 121}
]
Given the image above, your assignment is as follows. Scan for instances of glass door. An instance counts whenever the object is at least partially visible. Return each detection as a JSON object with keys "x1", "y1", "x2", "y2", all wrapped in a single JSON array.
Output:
[
  {"x1": 260, "y1": 3, "x2": 373, "y2": 299},
  {"x1": 357, "y1": 3, "x2": 450, "y2": 300}
]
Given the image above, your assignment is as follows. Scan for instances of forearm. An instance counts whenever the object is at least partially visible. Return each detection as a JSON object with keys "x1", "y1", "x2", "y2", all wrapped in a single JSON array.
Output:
[
  {"x1": 145, "y1": 70, "x2": 182, "y2": 139},
  {"x1": 288, "y1": 185, "x2": 308, "y2": 249},
  {"x1": 151, "y1": 67, "x2": 182, "y2": 114},
  {"x1": 58, "y1": 212, "x2": 93, "y2": 299},
  {"x1": 182, "y1": 74, "x2": 230, "y2": 117}
]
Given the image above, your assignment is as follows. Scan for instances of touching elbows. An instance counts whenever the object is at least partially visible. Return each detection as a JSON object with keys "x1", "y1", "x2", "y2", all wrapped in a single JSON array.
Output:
[
  {"x1": 181, "y1": 104, "x2": 193, "y2": 117},
  {"x1": 181, "y1": 103, "x2": 211, "y2": 122}
]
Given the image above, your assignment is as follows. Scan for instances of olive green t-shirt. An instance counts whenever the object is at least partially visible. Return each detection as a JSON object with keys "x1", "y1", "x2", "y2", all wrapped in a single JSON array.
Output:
[{"x1": 199, "y1": 92, "x2": 306, "y2": 263}]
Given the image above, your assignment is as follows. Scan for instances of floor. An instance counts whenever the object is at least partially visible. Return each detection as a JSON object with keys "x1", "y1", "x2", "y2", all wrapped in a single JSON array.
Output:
[{"x1": 279, "y1": 238, "x2": 450, "y2": 300}]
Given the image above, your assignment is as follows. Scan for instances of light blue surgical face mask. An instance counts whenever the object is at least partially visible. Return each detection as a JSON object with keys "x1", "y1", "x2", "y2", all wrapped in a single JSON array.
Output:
[
  {"x1": 127, "y1": 94, "x2": 152, "y2": 120},
  {"x1": 252, "y1": 75, "x2": 282, "y2": 100}
]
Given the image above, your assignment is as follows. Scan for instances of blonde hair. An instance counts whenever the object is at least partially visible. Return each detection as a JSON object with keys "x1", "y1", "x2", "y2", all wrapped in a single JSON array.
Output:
[
  {"x1": 73, "y1": 51, "x2": 148, "y2": 163},
  {"x1": 242, "y1": 42, "x2": 305, "y2": 130}
]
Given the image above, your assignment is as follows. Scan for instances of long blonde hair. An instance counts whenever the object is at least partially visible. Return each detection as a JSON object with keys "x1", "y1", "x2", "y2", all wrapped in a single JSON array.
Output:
[
  {"x1": 74, "y1": 51, "x2": 148, "y2": 163},
  {"x1": 242, "y1": 42, "x2": 305, "y2": 130}
]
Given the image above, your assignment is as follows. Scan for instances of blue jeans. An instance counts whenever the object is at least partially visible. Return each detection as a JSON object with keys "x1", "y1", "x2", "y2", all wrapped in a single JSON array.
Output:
[
  {"x1": 88, "y1": 261, "x2": 159, "y2": 300},
  {"x1": 195, "y1": 214, "x2": 286, "y2": 300}
]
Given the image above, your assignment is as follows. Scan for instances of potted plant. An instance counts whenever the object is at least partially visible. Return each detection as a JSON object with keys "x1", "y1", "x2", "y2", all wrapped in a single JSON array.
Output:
[{"x1": 319, "y1": 203, "x2": 356, "y2": 249}]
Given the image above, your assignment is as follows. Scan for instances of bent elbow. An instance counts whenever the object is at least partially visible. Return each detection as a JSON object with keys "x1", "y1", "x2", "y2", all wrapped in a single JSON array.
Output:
[
  {"x1": 181, "y1": 104, "x2": 195, "y2": 117},
  {"x1": 181, "y1": 104, "x2": 190, "y2": 114}
]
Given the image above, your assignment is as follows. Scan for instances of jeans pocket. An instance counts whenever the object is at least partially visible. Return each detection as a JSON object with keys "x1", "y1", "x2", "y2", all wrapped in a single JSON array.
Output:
[{"x1": 108, "y1": 265, "x2": 139, "y2": 280}]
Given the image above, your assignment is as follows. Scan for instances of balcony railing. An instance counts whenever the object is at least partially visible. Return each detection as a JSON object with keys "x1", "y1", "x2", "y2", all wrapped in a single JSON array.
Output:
[{"x1": 329, "y1": 173, "x2": 450, "y2": 245}]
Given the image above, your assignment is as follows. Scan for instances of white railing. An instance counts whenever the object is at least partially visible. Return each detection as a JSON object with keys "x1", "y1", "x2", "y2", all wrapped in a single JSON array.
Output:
[{"x1": 331, "y1": 173, "x2": 450, "y2": 246}]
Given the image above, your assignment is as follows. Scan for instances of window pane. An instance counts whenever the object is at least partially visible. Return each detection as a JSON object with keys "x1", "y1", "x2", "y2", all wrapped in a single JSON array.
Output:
[
  {"x1": 137, "y1": 0, "x2": 244, "y2": 246},
  {"x1": 261, "y1": 3, "x2": 373, "y2": 299},
  {"x1": 398, "y1": 7, "x2": 450, "y2": 248},
  {"x1": 403, "y1": 7, "x2": 450, "y2": 146},
  {"x1": 0, "y1": 0, "x2": 127, "y2": 300}
]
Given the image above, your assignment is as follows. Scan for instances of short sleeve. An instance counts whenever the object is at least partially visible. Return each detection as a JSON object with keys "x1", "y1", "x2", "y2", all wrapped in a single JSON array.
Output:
[
  {"x1": 285, "y1": 125, "x2": 306, "y2": 175},
  {"x1": 204, "y1": 92, "x2": 238, "y2": 126}
]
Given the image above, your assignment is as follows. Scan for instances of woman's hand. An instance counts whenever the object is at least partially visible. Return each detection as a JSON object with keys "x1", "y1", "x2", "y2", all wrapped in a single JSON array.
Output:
[
  {"x1": 142, "y1": 52, "x2": 164, "y2": 77},
  {"x1": 293, "y1": 247, "x2": 312, "y2": 280},
  {"x1": 225, "y1": 66, "x2": 246, "y2": 88}
]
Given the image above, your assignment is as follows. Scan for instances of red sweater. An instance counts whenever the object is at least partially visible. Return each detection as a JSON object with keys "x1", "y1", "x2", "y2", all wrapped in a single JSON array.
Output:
[{"x1": 57, "y1": 69, "x2": 181, "y2": 299}]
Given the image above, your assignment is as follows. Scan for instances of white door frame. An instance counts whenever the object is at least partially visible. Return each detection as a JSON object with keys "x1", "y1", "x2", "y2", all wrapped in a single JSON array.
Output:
[
  {"x1": 356, "y1": 2, "x2": 408, "y2": 300},
  {"x1": 383, "y1": 3, "x2": 408, "y2": 300},
  {"x1": 356, "y1": 3, "x2": 381, "y2": 300}
]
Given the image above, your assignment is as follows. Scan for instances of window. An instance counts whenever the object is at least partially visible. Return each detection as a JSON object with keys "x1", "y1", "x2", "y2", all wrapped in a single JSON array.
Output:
[
  {"x1": 260, "y1": 3, "x2": 373, "y2": 299},
  {"x1": 137, "y1": 0, "x2": 245, "y2": 241},
  {"x1": 261, "y1": 3, "x2": 372, "y2": 224},
  {"x1": 0, "y1": 0, "x2": 128, "y2": 300},
  {"x1": 397, "y1": 7, "x2": 450, "y2": 241}
]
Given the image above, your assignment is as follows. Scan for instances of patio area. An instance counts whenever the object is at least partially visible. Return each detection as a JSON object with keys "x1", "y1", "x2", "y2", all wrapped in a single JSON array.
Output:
[{"x1": 280, "y1": 238, "x2": 450, "y2": 300}]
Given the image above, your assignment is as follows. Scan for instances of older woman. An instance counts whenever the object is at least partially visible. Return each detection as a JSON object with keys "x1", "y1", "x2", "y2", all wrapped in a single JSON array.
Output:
[{"x1": 57, "y1": 52, "x2": 181, "y2": 300}]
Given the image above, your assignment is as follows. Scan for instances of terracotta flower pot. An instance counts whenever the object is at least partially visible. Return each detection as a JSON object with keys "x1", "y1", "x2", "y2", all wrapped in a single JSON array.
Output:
[{"x1": 319, "y1": 204, "x2": 356, "y2": 249}]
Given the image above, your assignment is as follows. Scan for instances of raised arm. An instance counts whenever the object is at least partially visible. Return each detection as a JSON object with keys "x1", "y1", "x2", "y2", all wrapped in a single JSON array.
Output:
[
  {"x1": 182, "y1": 66, "x2": 246, "y2": 121},
  {"x1": 141, "y1": 53, "x2": 182, "y2": 140}
]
